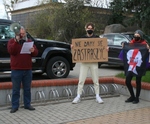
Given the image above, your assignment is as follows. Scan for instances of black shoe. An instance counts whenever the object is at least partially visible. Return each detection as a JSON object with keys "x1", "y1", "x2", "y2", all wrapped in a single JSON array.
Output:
[
  {"x1": 132, "y1": 98, "x2": 139, "y2": 104},
  {"x1": 24, "y1": 106, "x2": 35, "y2": 110},
  {"x1": 10, "y1": 108, "x2": 18, "y2": 113},
  {"x1": 125, "y1": 97, "x2": 135, "y2": 103}
]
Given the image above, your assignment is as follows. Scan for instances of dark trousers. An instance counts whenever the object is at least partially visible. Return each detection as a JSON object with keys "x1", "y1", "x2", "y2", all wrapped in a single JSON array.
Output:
[
  {"x1": 125, "y1": 72, "x2": 142, "y2": 98},
  {"x1": 11, "y1": 70, "x2": 32, "y2": 109}
]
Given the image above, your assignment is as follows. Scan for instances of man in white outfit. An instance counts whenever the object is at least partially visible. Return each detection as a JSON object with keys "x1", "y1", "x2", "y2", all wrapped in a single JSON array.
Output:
[{"x1": 72, "y1": 22, "x2": 104, "y2": 104}]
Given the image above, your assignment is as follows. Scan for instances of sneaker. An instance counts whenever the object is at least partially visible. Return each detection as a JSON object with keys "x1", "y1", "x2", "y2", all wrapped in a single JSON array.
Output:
[
  {"x1": 96, "y1": 96, "x2": 104, "y2": 104},
  {"x1": 72, "y1": 97, "x2": 80, "y2": 104}
]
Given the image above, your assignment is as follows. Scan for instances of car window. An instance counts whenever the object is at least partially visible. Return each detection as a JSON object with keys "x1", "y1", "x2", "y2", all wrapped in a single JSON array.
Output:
[
  {"x1": 114, "y1": 35, "x2": 128, "y2": 46},
  {"x1": 103, "y1": 34, "x2": 114, "y2": 45},
  {"x1": 0, "y1": 25, "x2": 15, "y2": 40},
  {"x1": 125, "y1": 34, "x2": 134, "y2": 40}
]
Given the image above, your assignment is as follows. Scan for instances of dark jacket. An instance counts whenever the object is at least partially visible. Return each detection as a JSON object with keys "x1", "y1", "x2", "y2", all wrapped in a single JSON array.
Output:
[{"x1": 81, "y1": 34, "x2": 99, "y2": 38}]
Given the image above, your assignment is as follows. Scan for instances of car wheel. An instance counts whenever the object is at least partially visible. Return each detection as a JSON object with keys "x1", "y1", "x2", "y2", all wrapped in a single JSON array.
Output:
[{"x1": 46, "y1": 56, "x2": 70, "y2": 79}]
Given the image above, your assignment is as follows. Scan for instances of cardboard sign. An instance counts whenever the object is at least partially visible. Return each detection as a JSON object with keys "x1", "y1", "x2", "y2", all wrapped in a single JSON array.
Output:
[{"x1": 72, "y1": 38, "x2": 108, "y2": 63}]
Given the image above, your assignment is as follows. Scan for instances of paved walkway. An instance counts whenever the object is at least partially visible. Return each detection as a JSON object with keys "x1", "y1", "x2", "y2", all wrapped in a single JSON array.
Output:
[{"x1": 0, "y1": 95, "x2": 150, "y2": 124}]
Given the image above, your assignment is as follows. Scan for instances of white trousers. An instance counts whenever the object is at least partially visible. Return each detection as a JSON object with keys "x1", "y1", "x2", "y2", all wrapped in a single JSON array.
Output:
[{"x1": 77, "y1": 62, "x2": 99, "y2": 95}]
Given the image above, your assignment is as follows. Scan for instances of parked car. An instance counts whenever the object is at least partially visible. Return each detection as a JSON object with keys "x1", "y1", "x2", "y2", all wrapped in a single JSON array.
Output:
[
  {"x1": 0, "y1": 19, "x2": 75, "y2": 79},
  {"x1": 99, "y1": 32, "x2": 150, "y2": 68},
  {"x1": 99, "y1": 32, "x2": 134, "y2": 67}
]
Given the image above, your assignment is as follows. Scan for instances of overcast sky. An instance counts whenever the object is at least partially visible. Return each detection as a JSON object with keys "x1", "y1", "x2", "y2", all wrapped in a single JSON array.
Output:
[{"x1": 0, "y1": 0, "x2": 7, "y2": 19}]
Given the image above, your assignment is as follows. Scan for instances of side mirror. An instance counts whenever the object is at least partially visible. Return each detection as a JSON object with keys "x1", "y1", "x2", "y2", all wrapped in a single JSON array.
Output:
[{"x1": 121, "y1": 41, "x2": 127, "y2": 45}]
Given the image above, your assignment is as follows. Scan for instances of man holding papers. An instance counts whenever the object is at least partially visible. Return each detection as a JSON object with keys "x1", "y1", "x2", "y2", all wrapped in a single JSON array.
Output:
[{"x1": 7, "y1": 26, "x2": 38, "y2": 113}]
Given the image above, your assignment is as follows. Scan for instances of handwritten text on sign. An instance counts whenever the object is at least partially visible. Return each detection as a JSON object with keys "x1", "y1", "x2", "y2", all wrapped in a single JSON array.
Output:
[{"x1": 72, "y1": 38, "x2": 108, "y2": 63}]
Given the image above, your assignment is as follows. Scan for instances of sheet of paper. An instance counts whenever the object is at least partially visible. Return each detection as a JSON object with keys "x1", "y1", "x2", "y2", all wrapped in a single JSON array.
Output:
[{"x1": 20, "y1": 42, "x2": 34, "y2": 54}]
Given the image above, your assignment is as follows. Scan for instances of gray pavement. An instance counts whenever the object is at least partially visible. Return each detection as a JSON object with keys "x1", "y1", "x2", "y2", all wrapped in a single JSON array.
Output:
[{"x1": 0, "y1": 95, "x2": 150, "y2": 124}]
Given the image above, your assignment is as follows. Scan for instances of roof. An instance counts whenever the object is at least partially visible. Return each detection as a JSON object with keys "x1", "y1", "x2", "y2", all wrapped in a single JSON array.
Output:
[
  {"x1": 0, "y1": 19, "x2": 14, "y2": 24},
  {"x1": 103, "y1": 32, "x2": 134, "y2": 35}
]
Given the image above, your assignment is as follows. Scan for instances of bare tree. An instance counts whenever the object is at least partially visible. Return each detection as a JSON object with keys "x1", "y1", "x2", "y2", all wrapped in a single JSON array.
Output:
[{"x1": 2, "y1": 0, "x2": 19, "y2": 19}]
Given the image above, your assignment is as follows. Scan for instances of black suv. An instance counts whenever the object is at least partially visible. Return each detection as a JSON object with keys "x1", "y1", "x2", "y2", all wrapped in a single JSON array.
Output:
[{"x1": 0, "y1": 19, "x2": 75, "y2": 79}]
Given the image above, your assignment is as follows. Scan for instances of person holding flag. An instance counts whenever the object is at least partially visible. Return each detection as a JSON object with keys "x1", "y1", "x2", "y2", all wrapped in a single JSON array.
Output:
[{"x1": 122, "y1": 30, "x2": 149, "y2": 104}]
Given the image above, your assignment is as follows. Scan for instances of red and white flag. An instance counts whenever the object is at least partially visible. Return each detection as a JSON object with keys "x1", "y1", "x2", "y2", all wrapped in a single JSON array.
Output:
[{"x1": 123, "y1": 43, "x2": 149, "y2": 76}]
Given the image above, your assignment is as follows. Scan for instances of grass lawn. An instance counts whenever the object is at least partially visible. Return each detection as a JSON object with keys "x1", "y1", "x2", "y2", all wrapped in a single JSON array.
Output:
[{"x1": 115, "y1": 70, "x2": 150, "y2": 83}]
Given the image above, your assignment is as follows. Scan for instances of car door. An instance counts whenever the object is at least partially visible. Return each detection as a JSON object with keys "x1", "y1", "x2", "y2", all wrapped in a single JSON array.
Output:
[{"x1": 0, "y1": 24, "x2": 15, "y2": 71}]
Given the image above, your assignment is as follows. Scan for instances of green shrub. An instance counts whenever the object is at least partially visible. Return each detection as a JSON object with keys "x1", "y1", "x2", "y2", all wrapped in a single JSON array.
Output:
[{"x1": 115, "y1": 70, "x2": 150, "y2": 83}]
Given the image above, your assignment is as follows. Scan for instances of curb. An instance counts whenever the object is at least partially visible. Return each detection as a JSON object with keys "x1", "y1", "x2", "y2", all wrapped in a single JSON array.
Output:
[{"x1": 0, "y1": 77, "x2": 150, "y2": 90}]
